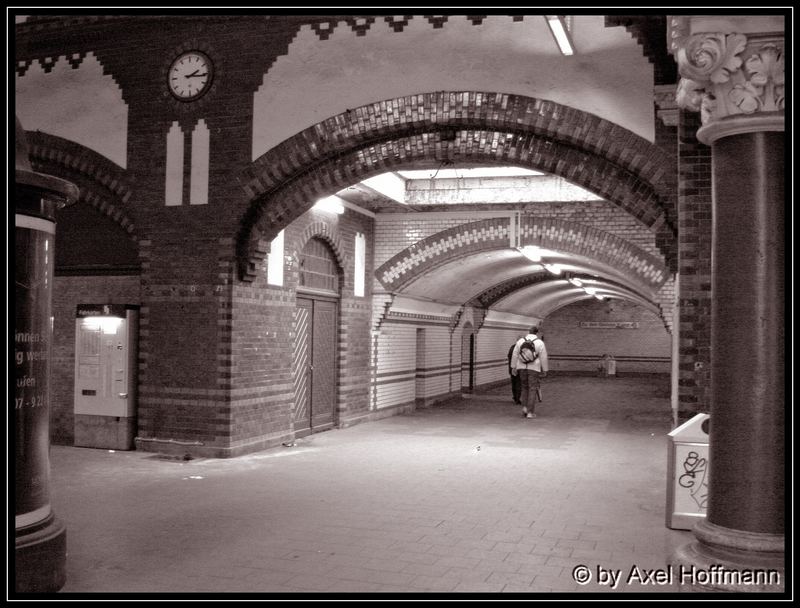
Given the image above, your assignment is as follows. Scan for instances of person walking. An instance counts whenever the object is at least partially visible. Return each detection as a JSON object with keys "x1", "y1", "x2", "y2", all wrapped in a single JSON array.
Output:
[
  {"x1": 510, "y1": 326, "x2": 549, "y2": 418},
  {"x1": 507, "y1": 337, "x2": 523, "y2": 406}
]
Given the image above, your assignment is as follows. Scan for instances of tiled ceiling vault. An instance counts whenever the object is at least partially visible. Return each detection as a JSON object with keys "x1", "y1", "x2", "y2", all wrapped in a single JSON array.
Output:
[{"x1": 343, "y1": 165, "x2": 669, "y2": 318}]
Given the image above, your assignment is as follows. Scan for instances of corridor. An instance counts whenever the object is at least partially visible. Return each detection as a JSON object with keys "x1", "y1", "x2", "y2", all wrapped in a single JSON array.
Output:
[{"x1": 50, "y1": 375, "x2": 694, "y2": 595}]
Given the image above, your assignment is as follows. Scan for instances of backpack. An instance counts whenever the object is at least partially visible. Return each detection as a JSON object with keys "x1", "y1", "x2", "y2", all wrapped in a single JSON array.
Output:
[{"x1": 519, "y1": 338, "x2": 539, "y2": 364}]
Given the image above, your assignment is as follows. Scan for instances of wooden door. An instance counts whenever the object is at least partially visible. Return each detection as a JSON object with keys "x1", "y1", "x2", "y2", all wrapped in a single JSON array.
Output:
[
  {"x1": 294, "y1": 297, "x2": 336, "y2": 437},
  {"x1": 310, "y1": 299, "x2": 336, "y2": 432}
]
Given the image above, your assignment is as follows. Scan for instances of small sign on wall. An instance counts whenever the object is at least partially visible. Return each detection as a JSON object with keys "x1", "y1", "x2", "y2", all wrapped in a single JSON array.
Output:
[{"x1": 579, "y1": 321, "x2": 639, "y2": 329}]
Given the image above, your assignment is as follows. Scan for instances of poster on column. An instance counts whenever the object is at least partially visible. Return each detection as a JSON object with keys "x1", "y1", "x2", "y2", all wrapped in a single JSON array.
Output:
[{"x1": 15, "y1": 217, "x2": 54, "y2": 525}]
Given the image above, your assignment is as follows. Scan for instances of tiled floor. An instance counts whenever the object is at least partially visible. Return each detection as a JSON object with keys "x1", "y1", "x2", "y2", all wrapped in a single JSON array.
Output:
[{"x1": 48, "y1": 375, "x2": 697, "y2": 596}]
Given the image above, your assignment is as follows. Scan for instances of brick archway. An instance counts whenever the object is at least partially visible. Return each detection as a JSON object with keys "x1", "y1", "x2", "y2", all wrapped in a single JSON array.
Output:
[
  {"x1": 375, "y1": 217, "x2": 669, "y2": 294},
  {"x1": 25, "y1": 131, "x2": 138, "y2": 240},
  {"x1": 236, "y1": 91, "x2": 677, "y2": 281},
  {"x1": 293, "y1": 222, "x2": 348, "y2": 273}
]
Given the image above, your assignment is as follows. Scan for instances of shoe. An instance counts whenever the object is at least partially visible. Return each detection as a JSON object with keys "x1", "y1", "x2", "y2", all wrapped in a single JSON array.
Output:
[{"x1": 526, "y1": 413, "x2": 536, "y2": 418}]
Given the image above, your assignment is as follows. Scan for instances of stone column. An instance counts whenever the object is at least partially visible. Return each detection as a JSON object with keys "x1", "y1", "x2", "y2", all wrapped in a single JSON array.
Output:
[
  {"x1": 15, "y1": 117, "x2": 79, "y2": 592},
  {"x1": 669, "y1": 16, "x2": 785, "y2": 592}
]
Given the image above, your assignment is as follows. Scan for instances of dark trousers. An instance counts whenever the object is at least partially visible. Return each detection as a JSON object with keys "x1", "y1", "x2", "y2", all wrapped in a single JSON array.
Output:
[
  {"x1": 519, "y1": 369, "x2": 542, "y2": 413},
  {"x1": 510, "y1": 371, "x2": 521, "y2": 404}
]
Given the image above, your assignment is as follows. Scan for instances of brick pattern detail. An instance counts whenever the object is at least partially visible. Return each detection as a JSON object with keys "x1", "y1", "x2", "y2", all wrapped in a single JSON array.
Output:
[
  {"x1": 653, "y1": 101, "x2": 679, "y2": 272},
  {"x1": 656, "y1": 276, "x2": 677, "y2": 334},
  {"x1": 16, "y1": 59, "x2": 33, "y2": 76},
  {"x1": 519, "y1": 216, "x2": 668, "y2": 286},
  {"x1": 310, "y1": 20, "x2": 338, "y2": 40},
  {"x1": 26, "y1": 131, "x2": 137, "y2": 239},
  {"x1": 15, "y1": 14, "x2": 510, "y2": 54},
  {"x1": 345, "y1": 16, "x2": 377, "y2": 36},
  {"x1": 237, "y1": 91, "x2": 677, "y2": 280},
  {"x1": 377, "y1": 218, "x2": 509, "y2": 288},
  {"x1": 376, "y1": 217, "x2": 668, "y2": 293},
  {"x1": 384, "y1": 16, "x2": 414, "y2": 32},
  {"x1": 676, "y1": 110, "x2": 712, "y2": 420},
  {"x1": 604, "y1": 16, "x2": 678, "y2": 85},
  {"x1": 424, "y1": 16, "x2": 450, "y2": 29},
  {"x1": 371, "y1": 293, "x2": 395, "y2": 331},
  {"x1": 165, "y1": 207, "x2": 375, "y2": 455},
  {"x1": 469, "y1": 274, "x2": 559, "y2": 309},
  {"x1": 294, "y1": 222, "x2": 347, "y2": 271},
  {"x1": 466, "y1": 16, "x2": 488, "y2": 25},
  {"x1": 135, "y1": 237, "x2": 236, "y2": 453},
  {"x1": 373, "y1": 201, "x2": 664, "y2": 273}
]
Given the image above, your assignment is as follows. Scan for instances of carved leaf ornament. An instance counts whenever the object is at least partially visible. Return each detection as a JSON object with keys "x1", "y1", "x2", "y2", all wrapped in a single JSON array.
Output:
[
  {"x1": 676, "y1": 33, "x2": 784, "y2": 123},
  {"x1": 678, "y1": 33, "x2": 746, "y2": 84},
  {"x1": 744, "y1": 44, "x2": 784, "y2": 111}
]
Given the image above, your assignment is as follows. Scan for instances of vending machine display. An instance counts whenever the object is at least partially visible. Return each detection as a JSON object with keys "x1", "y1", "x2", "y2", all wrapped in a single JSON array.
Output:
[{"x1": 73, "y1": 304, "x2": 138, "y2": 449}]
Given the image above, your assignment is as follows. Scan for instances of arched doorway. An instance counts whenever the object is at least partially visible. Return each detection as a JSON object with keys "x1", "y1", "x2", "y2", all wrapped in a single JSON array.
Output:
[{"x1": 293, "y1": 237, "x2": 341, "y2": 437}]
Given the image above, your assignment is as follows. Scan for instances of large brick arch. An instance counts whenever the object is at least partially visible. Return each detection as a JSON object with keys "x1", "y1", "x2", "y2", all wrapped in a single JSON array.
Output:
[
  {"x1": 25, "y1": 130, "x2": 138, "y2": 240},
  {"x1": 236, "y1": 91, "x2": 677, "y2": 281},
  {"x1": 375, "y1": 217, "x2": 669, "y2": 294}
]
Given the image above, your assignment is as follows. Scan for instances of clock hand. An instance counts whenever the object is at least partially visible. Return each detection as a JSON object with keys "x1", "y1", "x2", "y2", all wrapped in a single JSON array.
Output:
[{"x1": 185, "y1": 72, "x2": 207, "y2": 78}]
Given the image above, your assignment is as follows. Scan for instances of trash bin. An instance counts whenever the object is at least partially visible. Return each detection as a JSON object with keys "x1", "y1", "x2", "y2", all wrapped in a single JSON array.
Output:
[
  {"x1": 666, "y1": 413, "x2": 710, "y2": 530},
  {"x1": 598, "y1": 354, "x2": 616, "y2": 376}
]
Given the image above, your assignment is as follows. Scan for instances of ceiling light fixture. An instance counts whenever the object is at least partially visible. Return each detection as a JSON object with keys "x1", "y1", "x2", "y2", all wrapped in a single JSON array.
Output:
[
  {"x1": 518, "y1": 246, "x2": 542, "y2": 262},
  {"x1": 545, "y1": 15, "x2": 575, "y2": 56},
  {"x1": 313, "y1": 195, "x2": 345, "y2": 214}
]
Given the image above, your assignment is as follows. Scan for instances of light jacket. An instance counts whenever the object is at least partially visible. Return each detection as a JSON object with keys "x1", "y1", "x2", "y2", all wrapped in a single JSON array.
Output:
[{"x1": 511, "y1": 333, "x2": 549, "y2": 373}]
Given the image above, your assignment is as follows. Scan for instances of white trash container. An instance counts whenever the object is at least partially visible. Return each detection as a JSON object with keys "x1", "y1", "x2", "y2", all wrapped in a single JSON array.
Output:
[{"x1": 666, "y1": 413, "x2": 710, "y2": 530}]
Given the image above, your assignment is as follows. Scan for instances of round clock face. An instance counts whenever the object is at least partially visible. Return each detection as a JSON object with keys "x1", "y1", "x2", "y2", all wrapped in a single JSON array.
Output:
[{"x1": 168, "y1": 51, "x2": 213, "y2": 101}]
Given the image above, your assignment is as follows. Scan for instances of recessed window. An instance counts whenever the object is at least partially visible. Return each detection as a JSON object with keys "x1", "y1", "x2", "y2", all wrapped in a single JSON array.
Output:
[{"x1": 299, "y1": 237, "x2": 340, "y2": 293}]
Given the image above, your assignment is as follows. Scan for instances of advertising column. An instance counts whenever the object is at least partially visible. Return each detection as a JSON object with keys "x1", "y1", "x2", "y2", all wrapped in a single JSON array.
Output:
[{"x1": 15, "y1": 117, "x2": 79, "y2": 592}]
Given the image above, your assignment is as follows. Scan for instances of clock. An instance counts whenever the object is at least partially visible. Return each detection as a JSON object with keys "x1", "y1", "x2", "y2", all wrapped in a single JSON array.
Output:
[{"x1": 168, "y1": 51, "x2": 213, "y2": 101}]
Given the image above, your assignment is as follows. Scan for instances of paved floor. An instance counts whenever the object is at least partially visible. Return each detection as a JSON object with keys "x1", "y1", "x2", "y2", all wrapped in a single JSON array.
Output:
[{"x1": 48, "y1": 375, "x2": 697, "y2": 596}]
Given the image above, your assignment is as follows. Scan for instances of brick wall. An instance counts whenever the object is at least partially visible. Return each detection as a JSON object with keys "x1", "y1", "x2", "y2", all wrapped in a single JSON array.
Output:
[
  {"x1": 544, "y1": 299, "x2": 671, "y2": 374},
  {"x1": 474, "y1": 326, "x2": 525, "y2": 388},
  {"x1": 676, "y1": 110, "x2": 712, "y2": 420},
  {"x1": 374, "y1": 323, "x2": 419, "y2": 410},
  {"x1": 218, "y1": 206, "x2": 375, "y2": 455},
  {"x1": 414, "y1": 325, "x2": 457, "y2": 406},
  {"x1": 51, "y1": 275, "x2": 141, "y2": 444}
]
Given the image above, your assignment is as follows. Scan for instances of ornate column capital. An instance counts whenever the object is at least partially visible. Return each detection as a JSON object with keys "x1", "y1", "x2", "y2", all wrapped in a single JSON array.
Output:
[{"x1": 668, "y1": 15, "x2": 784, "y2": 144}]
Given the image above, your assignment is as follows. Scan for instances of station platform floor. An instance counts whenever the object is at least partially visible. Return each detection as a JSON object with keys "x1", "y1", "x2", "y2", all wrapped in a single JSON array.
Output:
[{"x1": 46, "y1": 374, "x2": 700, "y2": 598}]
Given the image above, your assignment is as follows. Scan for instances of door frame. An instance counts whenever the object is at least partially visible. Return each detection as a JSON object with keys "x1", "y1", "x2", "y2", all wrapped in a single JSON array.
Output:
[{"x1": 295, "y1": 289, "x2": 340, "y2": 436}]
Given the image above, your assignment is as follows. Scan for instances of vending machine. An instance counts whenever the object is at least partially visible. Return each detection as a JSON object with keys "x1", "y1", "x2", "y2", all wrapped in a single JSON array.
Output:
[{"x1": 73, "y1": 304, "x2": 138, "y2": 449}]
